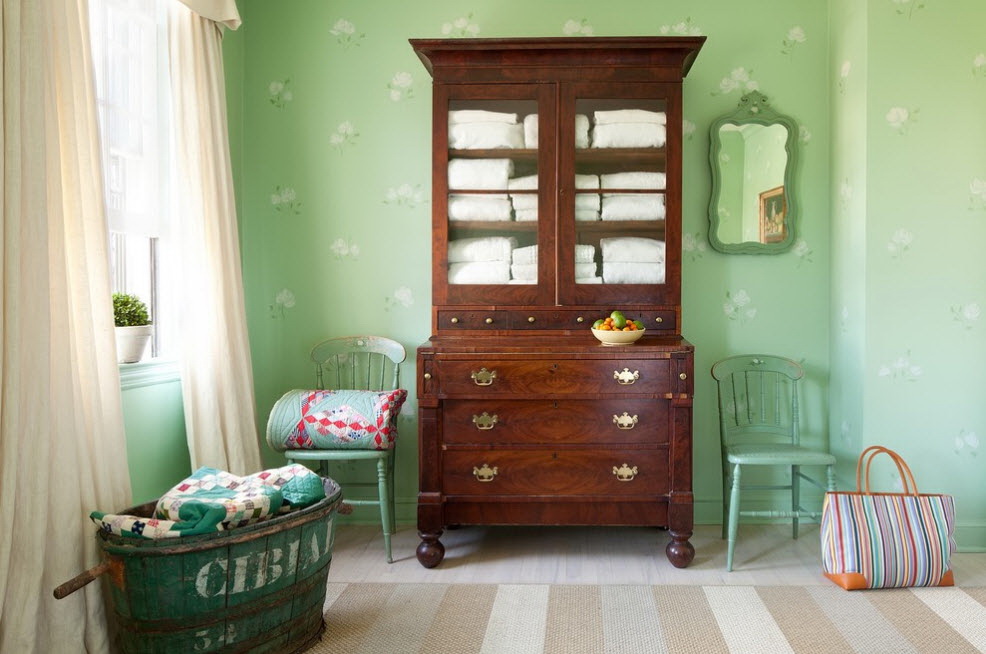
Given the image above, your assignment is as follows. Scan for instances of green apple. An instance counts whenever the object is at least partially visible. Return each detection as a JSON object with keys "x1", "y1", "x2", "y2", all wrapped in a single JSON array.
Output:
[
  {"x1": 592, "y1": 318, "x2": 605, "y2": 329},
  {"x1": 610, "y1": 310, "x2": 626, "y2": 329}
]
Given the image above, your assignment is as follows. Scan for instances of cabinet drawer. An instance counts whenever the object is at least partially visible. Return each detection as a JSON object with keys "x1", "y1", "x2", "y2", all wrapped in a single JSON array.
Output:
[
  {"x1": 442, "y1": 449, "x2": 668, "y2": 496},
  {"x1": 437, "y1": 310, "x2": 508, "y2": 330},
  {"x1": 436, "y1": 359, "x2": 670, "y2": 395},
  {"x1": 443, "y1": 399, "x2": 668, "y2": 445}
]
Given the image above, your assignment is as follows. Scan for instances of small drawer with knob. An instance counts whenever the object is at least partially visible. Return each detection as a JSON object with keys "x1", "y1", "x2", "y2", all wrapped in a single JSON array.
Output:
[
  {"x1": 437, "y1": 310, "x2": 506, "y2": 330},
  {"x1": 434, "y1": 358, "x2": 671, "y2": 395},
  {"x1": 508, "y1": 310, "x2": 594, "y2": 330}
]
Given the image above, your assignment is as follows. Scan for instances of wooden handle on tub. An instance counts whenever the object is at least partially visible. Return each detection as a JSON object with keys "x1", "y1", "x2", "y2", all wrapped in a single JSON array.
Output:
[{"x1": 53, "y1": 561, "x2": 110, "y2": 599}]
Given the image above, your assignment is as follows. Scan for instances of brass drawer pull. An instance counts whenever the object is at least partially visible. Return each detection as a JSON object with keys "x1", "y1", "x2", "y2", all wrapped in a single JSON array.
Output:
[
  {"x1": 613, "y1": 463, "x2": 638, "y2": 481},
  {"x1": 471, "y1": 368, "x2": 497, "y2": 386},
  {"x1": 485, "y1": 317, "x2": 494, "y2": 324},
  {"x1": 527, "y1": 316, "x2": 536, "y2": 323},
  {"x1": 450, "y1": 317, "x2": 459, "y2": 324},
  {"x1": 679, "y1": 372, "x2": 687, "y2": 380},
  {"x1": 613, "y1": 412, "x2": 638, "y2": 430},
  {"x1": 613, "y1": 368, "x2": 639, "y2": 385},
  {"x1": 473, "y1": 464, "x2": 498, "y2": 482},
  {"x1": 472, "y1": 412, "x2": 498, "y2": 430},
  {"x1": 655, "y1": 316, "x2": 664, "y2": 324},
  {"x1": 576, "y1": 316, "x2": 585, "y2": 323},
  {"x1": 423, "y1": 373, "x2": 432, "y2": 380}
]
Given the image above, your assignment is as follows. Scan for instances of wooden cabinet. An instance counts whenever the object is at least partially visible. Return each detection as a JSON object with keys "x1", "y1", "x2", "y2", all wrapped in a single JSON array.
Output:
[{"x1": 410, "y1": 37, "x2": 704, "y2": 568}]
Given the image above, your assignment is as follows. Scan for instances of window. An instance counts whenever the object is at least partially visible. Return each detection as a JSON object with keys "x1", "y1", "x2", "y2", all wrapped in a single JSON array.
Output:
[{"x1": 89, "y1": 0, "x2": 175, "y2": 359}]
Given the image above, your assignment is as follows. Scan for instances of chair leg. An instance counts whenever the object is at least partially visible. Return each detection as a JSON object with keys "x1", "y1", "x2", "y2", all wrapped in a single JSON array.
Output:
[
  {"x1": 726, "y1": 463, "x2": 742, "y2": 572},
  {"x1": 826, "y1": 464, "x2": 837, "y2": 491},
  {"x1": 377, "y1": 456, "x2": 393, "y2": 563},
  {"x1": 388, "y1": 448, "x2": 397, "y2": 535},
  {"x1": 721, "y1": 459, "x2": 730, "y2": 540},
  {"x1": 792, "y1": 464, "x2": 800, "y2": 540}
]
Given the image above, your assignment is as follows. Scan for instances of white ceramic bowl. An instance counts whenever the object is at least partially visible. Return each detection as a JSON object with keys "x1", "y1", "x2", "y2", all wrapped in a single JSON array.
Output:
[{"x1": 591, "y1": 328, "x2": 646, "y2": 346}]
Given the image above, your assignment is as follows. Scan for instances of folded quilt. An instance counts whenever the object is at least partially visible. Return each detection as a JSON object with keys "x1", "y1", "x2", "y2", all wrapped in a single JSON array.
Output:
[
  {"x1": 448, "y1": 109, "x2": 518, "y2": 124},
  {"x1": 512, "y1": 243, "x2": 595, "y2": 265},
  {"x1": 602, "y1": 261, "x2": 666, "y2": 284},
  {"x1": 591, "y1": 123, "x2": 666, "y2": 148},
  {"x1": 449, "y1": 158, "x2": 514, "y2": 190},
  {"x1": 601, "y1": 171, "x2": 667, "y2": 190},
  {"x1": 448, "y1": 236, "x2": 518, "y2": 263},
  {"x1": 90, "y1": 464, "x2": 330, "y2": 540},
  {"x1": 267, "y1": 388, "x2": 407, "y2": 451},
  {"x1": 448, "y1": 194, "x2": 513, "y2": 221},
  {"x1": 593, "y1": 109, "x2": 667, "y2": 125},
  {"x1": 524, "y1": 113, "x2": 590, "y2": 149},
  {"x1": 449, "y1": 123, "x2": 524, "y2": 149},
  {"x1": 600, "y1": 236, "x2": 666, "y2": 263},
  {"x1": 600, "y1": 194, "x2": 666, "y2": 221},
  {"x1": 448, "y1": 261, "x2": 511, "y2": 284}
]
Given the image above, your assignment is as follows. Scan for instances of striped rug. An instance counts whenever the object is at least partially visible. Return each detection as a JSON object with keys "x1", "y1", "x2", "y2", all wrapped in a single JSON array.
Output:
[{"x1": 309, "y1": 582, "x2": 986, "y2": 654}]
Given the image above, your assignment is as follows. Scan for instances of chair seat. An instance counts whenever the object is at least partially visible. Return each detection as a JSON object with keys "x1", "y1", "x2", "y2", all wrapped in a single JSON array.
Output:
[{"x1": 726, "y1": 443, "x2": 836, "y2": 466}]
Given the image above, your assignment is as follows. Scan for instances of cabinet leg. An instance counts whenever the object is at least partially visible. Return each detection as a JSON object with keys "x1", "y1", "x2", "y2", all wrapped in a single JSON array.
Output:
[
  {"x1": 416, "y1": 530, "x2": 445, "y2": 568},
  {"x1": 666, "y1": 530, "x2": 694, "y2": 568}
]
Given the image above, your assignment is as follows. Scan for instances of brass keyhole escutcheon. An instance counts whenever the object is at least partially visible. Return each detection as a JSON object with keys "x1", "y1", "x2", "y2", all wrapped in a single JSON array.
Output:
[
  {"x1": 471, "y1": 368, "x2": 497, "y2": 386},
  {"x1": 552, "y1": 452, "x2": 558, "y2": 460},
  {"x1": 473, "y1": 464, "x2": 497, "y2": 482},
  {"x1": 472, "y1": 412, "x2": 498, "y2": 430}
]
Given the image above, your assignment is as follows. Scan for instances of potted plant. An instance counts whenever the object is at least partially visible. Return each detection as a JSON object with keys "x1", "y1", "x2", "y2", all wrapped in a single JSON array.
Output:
[{"x1": 113, "y1": 293, "x2": 153, "y2": 363}]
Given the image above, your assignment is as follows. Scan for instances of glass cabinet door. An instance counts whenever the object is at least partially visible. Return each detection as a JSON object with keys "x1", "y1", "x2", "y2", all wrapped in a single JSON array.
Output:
[
  {"x1": 557, "y1": 83, "x2": 681, "y2": 307},
  {"x1": 437, "y1": 84, "x2": 555, "y2": 306}
]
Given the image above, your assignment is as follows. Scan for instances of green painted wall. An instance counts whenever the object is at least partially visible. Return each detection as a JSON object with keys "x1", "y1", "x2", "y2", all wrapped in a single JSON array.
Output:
[{"x1": 141, "y1": 0, "x2": 982, "y2": 548}]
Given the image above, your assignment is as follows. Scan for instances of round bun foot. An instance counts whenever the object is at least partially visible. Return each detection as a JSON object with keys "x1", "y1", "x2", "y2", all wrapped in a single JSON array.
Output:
[
  {"x1": 666, "y1": 534, "x2": 695, "y2": 569},
  {"x1": 416, "y1": 535, "x2": 445, "y2": 568}
]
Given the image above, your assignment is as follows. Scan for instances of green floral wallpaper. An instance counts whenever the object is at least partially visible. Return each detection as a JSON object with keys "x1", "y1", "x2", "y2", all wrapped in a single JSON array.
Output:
[{"x1": 209, "y1": 0, "x2": 985, "y2": 549}]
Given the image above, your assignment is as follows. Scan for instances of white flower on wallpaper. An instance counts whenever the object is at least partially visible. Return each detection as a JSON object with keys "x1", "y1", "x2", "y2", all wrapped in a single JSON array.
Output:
[
  {"x1": 330, "y1": 237, "x2": 360, "y2": 259},
  {"x1": 975, "y1": 53, "x2": 986, "y2": 77},
  {"x1": 839, "y1": 60, "x2": 851, "y2": 95},
  {"x1": 269, "y1": 288, "x2": 296, "y2": 319},
  {"x1": 330, "y1": 18, "x2": 364, "y2": 49},
  {"x1": 383, "y1": 183, "x2": 425, "y2": 207},
  {"x1": 792, "y1": 238, "x2": 813, "y2": 265},
  {"x1": 682, "y1": 232, "x2": 707, "y2": 260},
  {"x1": 886, "y1": 228, "x2": 913, "y2": 258},
  {"x1": 970, "y1": 178, "x2": 986, "y2": 209},
  {"x1": 387, "y1": 72, "x2": 414, "y2": 102},
  {"x1": 270, "y1": 185, "x2": 301, "y2": 214},
  {"x1": 268, "y1": 80, "x2": 293, "y2": 109},
  {"x1": 441, "y1": 14, "x2": 479, "y2": 37},
  {"x1": 385, "y1": 286, "x2": 414, "y2": 311},
  {"x1": 952, "y1": 302, "x2": 982, "y2": 329},
  {"x1": 659, "y1": 17, "x2": 702, "y2": 36},
  {"x1": 682, "y1": 119, "x2": 696, "y2": 140},
  {"x1": 891, "y1": 0, "x2": 925, "y2": 19},
  {"x1": 562, "y1": 19, "x2": 593, "y2": 36},
  {"x1": 329, "y1": 121, "x2": 359, "y2": 151},
  {"x1": 723, "y1": 289, "x2": 757, "y2": 323},
  {"x1": 885, "y1": 106, "x2": 918, "y2": 134},
  {"x1": 799, "y1": 125, "x2": 812, "y2": 144},
  {"x1": 954, "y1": 430, "x2": 980, "y2": 457},
  {"x1": 877, "y1": 350, "x2": 923, "y2": 381},
  {"x1": 781, "y1": 26, "x2": 806, "y2": 55},
  {"x1": 713, "y1": 68, "x2": 759, "y2": 96}
]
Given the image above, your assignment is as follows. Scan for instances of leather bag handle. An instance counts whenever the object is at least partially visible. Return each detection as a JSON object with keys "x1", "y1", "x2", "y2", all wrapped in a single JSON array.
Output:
[{"x1": 856, "y1": 445, "x2": 918, "y2": 495}]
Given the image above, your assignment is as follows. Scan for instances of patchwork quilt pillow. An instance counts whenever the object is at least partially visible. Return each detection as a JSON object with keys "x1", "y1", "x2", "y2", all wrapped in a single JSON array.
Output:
[{"x1": 266, "y1": 388, "x2": 408, "y2": 451}]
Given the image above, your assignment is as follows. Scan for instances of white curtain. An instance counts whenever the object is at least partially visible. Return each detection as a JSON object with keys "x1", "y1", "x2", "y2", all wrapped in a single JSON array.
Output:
[
  {"x1": 0, "y1": 0, "x2": 131, "y2": 652},
  {"x1": 168, "y1": 0, "x2": 262, "y2": 474}
]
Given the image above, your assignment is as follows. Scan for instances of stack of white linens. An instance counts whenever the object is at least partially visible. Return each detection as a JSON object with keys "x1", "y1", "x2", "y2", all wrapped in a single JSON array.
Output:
[
  {"x1": 448, "y1": 158, "x2": 514, "y2": 221},
  {"x1": 509, "y1": 174, "x2": 601, "y2": 222},
  {"x1": 590, "y1": 109, "x2": 667, "y2": 149},
  {"x1": 600, "y1": 237, "x2": 666, "y2": 284},
  {"x1": 523, "y1": 114, "x2": 590, "y2": 149},
  {"x1": 447, "y1": 236, "x2": 517, "y2": 284},
  {"x1": 448, "y1": 110, "x2": 524, "y2": 149},
  {"x1": 510, "y1": 244, "x2": 600, "y2": 284},
  {"x1": 600, "y1": 171, "x2": 666, "y2": 221}
]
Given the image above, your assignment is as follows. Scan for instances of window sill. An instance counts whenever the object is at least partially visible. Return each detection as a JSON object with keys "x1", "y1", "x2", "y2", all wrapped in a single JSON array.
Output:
[{"x1": 119, "y1": 359, "x2": 181, "y2": 390}]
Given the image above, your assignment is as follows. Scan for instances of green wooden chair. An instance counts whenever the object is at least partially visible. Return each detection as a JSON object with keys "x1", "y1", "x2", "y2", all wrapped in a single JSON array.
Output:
[
  {"x1": 711, "y1": 354, "x2": 837, "y2": 571},
  {"x1": 284, "y1": 335, "x2": 407, "y2": 563}
]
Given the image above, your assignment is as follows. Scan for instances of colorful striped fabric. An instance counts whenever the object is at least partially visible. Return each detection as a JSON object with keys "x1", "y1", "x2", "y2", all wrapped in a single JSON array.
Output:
[{"x1": 820, "y1": 490, "x2": 957, "y2": 589}]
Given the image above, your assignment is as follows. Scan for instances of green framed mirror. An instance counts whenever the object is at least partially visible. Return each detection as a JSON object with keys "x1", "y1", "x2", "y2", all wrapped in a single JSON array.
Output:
[{"x1": 708, "y1": 91, "x2": 799, "y2": 254}]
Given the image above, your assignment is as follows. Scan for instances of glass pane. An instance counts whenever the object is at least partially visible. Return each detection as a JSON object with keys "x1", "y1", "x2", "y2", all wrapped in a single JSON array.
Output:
[
  {"x1": 447, "y1": 99, "x2": 537, "y2": 285},
  {"x1": 572, "y1": 98, "x2": 668, "y2": 286}
]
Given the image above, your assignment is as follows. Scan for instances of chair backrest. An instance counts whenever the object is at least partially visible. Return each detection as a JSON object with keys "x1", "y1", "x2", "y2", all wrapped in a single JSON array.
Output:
[
  {"x1": 711, "y1": 354, "x2": 803, "y2": 448},
  {"x1": 310, "y1": 335, "x2": 406, "y2": 391}
]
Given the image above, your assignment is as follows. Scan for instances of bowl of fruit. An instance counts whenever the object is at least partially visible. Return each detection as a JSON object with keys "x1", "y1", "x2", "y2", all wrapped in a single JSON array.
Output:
[{"x1": 591, "y1": 310, "x2": 646, "y2": 346}]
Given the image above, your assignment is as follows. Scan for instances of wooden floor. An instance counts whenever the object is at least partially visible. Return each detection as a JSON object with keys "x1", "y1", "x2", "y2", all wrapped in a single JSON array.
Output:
[{"x1": 329, "y1": 523, "x2": 986, "y2": 587}]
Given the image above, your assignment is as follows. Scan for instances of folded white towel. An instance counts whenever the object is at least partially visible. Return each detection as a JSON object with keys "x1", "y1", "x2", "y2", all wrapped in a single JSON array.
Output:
[
  {"x1": 602, "y1": 262, "x2": 665, "y2": 284},
  {"x1": 590, "y1": 123, "x2": 666, "y2": 149},
  {"x1": 600, "y1": 171, "x2": 667, "y2": 191},
  {"x1": 600, "y1": 237, "x2": 666, "y2": 264},
  {"x1": 508, "y1": 174, "x2": 538, "y2": 190},
  {"x1": 575, "y1": 262, "x2": 598, "y2": 278},
  {"x1": 509, "y1": 262, "x2": 596, "y2": 281},
  {"x1": 514, "y1": 207, "x2": 538, "y2": 222},
  {"x1": 448, "y1": 261, "x2": 511, "y2": 284},
  {"x1": 576, "y1": 276, "x2": 603, "y2": 284},
  {"x1": 524, "y1": 114, "x2": 590, "y2": 149},
  {"x1": 448, "y1": 158, "x2": 514, "y2": 190},
  {"x1": 513, "y1": 207, "x2": 600, "y2": 222},
  {"x1": 449, "y1": 109, "x2": 518, "y2": 124},
  {"x1": 511, "y1": 194, "x2": 599, "y2": 211},
  {"x1": 448, "y1": 236, "x2": 518, "y2": 263},
  {"x1": 512, "y1": 243, "x2": 595, "y2": 265},
  {"x1": 448, "y1": 194, "x2": 513, "y2": 221},
  {"x1": 449, "y1": 123, "x2": 525, "y2": 149},
  {"x1": 593, "y1": 109, "x2": 667, "y2": 125},
  {"x1": 508, "y1": 279, "x2": 537, "y2": 284},
  {"x1": 600, "y1": 195, "x2": 666, "y2": 220}
]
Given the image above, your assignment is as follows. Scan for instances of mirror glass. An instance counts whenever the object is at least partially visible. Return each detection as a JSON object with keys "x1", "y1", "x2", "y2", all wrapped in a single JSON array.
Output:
[{"x1": 708, "y1": 92, "x2": 798, "y2": 254}]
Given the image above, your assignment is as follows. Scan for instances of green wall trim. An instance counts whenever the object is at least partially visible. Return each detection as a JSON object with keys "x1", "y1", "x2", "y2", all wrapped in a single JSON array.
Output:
[{"x1": 119, "y1": 359, "x2": 181, "y2": 390}]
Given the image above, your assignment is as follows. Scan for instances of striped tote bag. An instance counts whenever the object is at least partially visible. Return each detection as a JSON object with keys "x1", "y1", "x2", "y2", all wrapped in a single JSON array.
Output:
[{"x1": 820, "y1": 446, "x2": 956, "y2": 590}]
